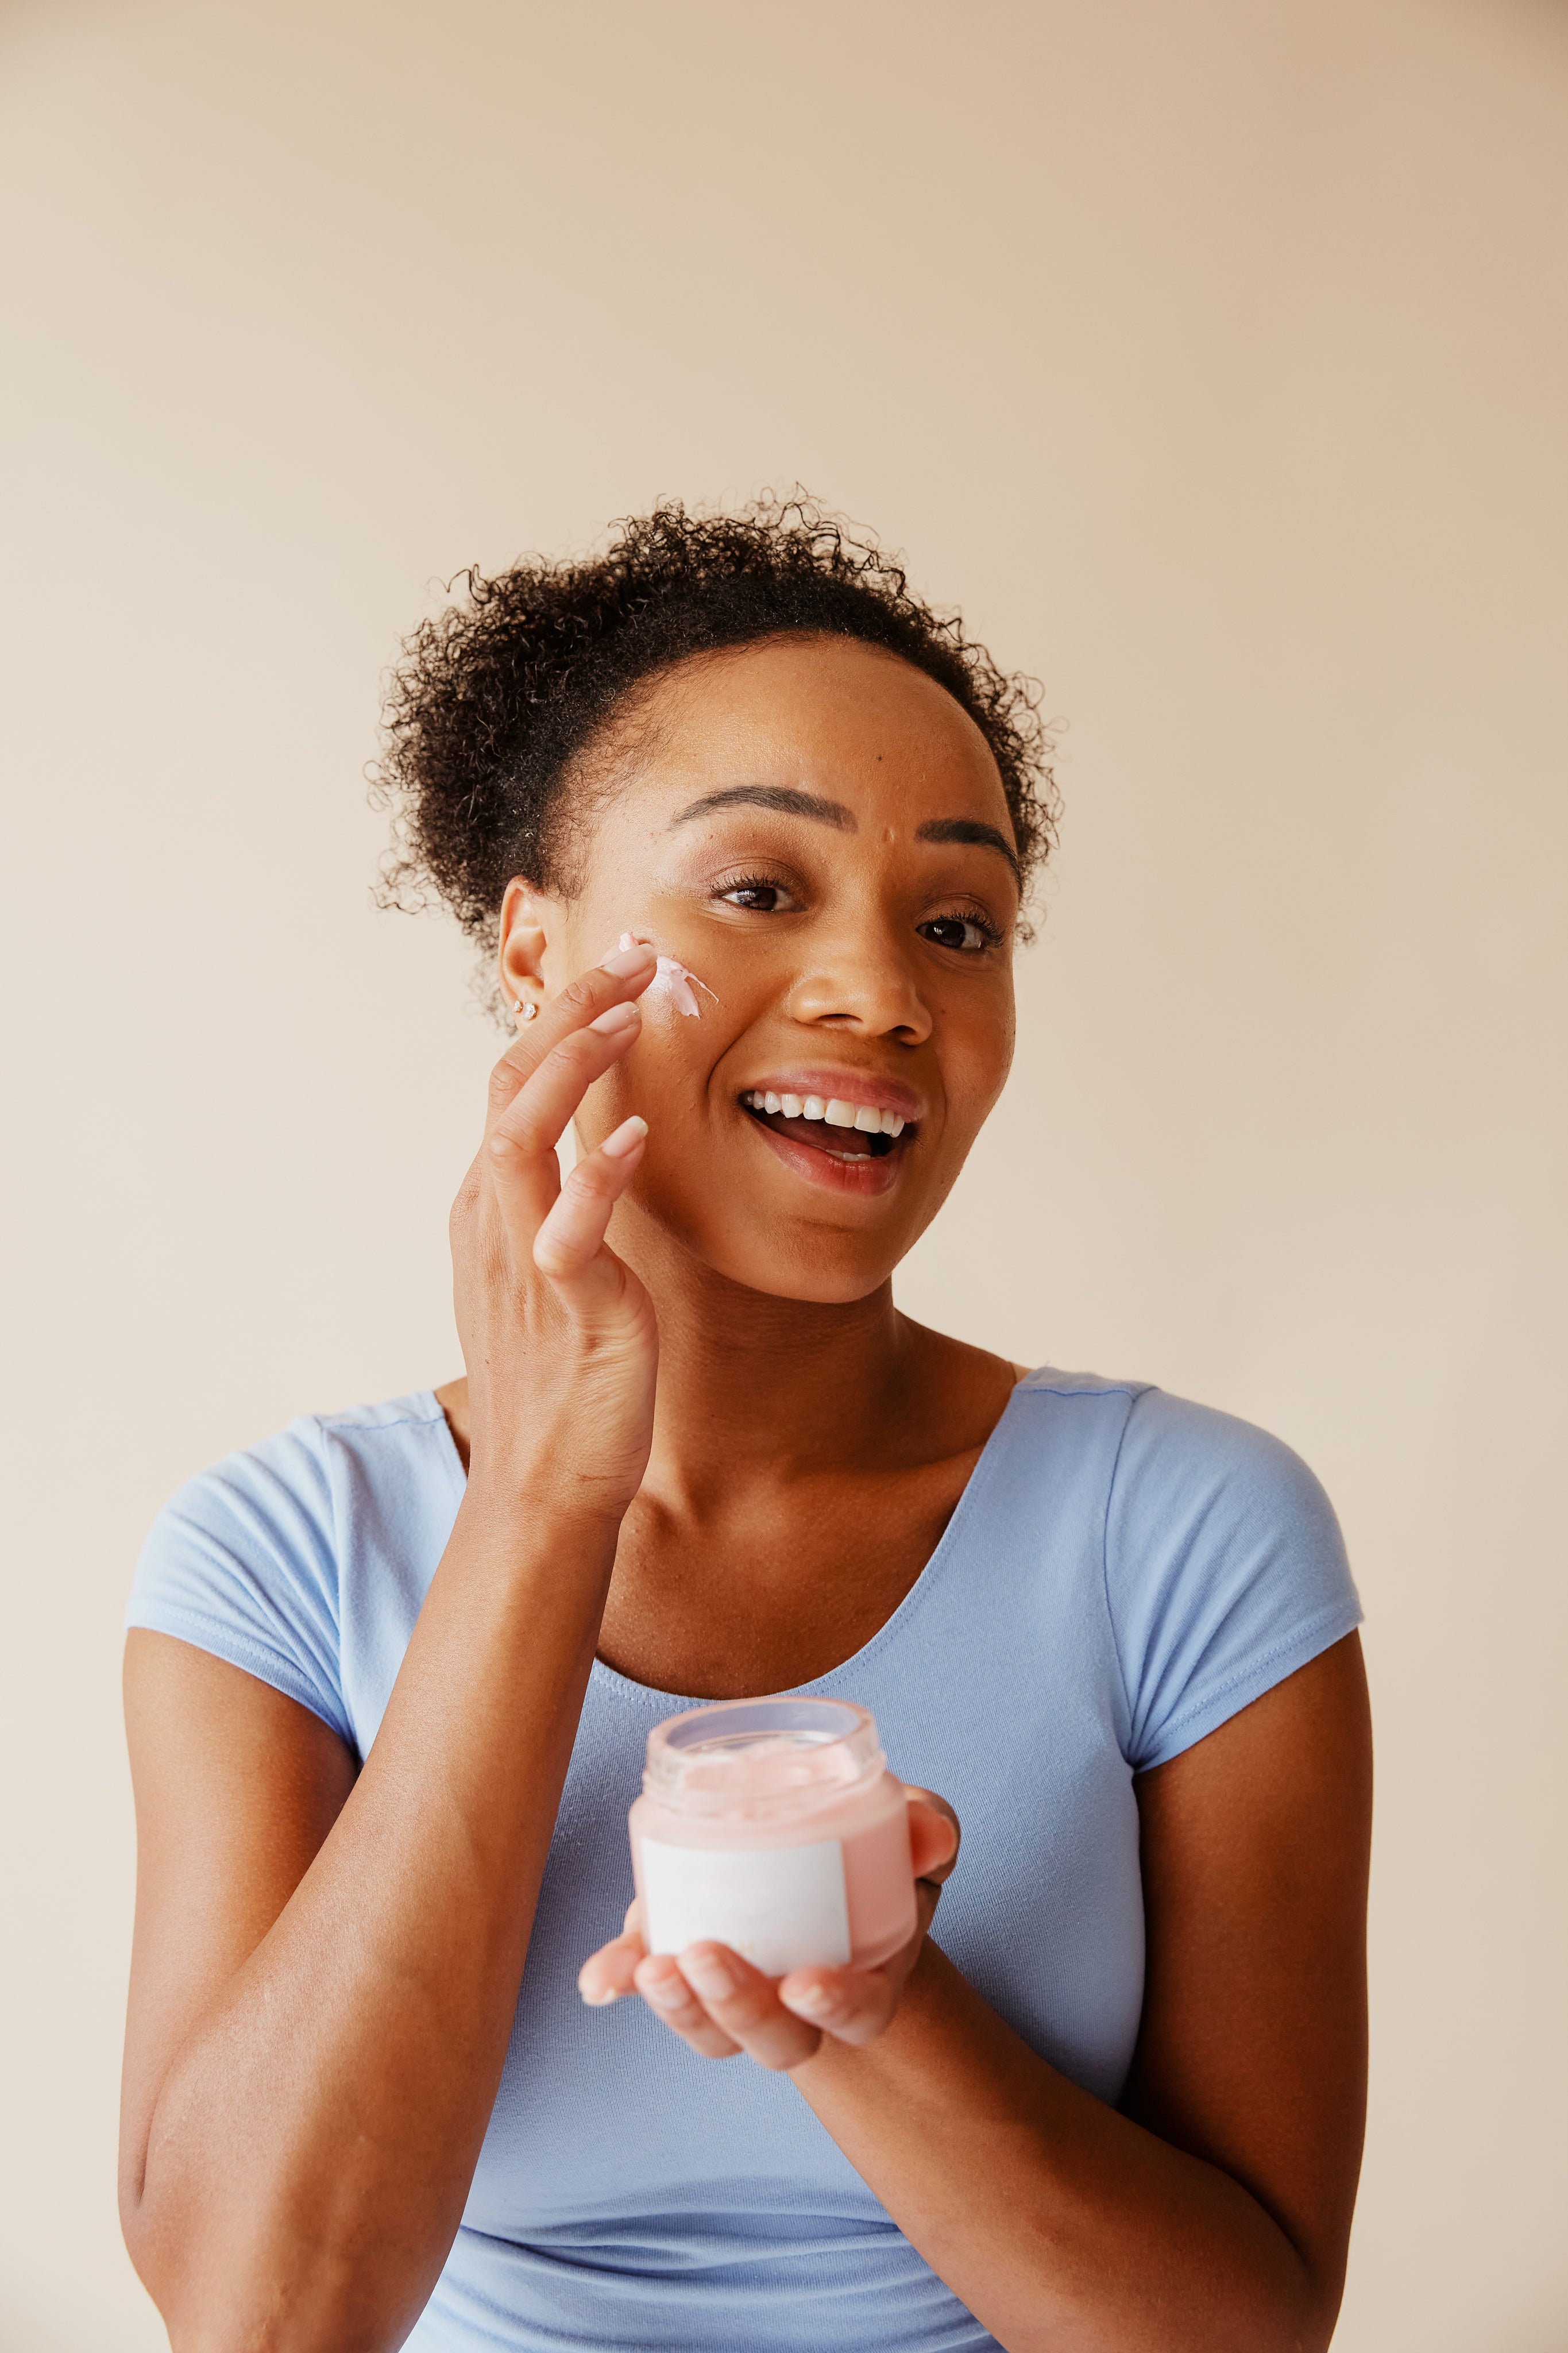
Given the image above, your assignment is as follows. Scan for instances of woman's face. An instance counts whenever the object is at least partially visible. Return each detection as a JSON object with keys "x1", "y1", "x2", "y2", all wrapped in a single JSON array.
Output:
[{"x1": 502, "y1": 635, "x2": 1021, "y2": 1304}]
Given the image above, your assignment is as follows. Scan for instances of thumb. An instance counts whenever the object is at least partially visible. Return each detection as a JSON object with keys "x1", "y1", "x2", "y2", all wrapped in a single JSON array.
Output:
[{"x1": 904, "y1": 1788, "x2": 961, "y2": 1885}]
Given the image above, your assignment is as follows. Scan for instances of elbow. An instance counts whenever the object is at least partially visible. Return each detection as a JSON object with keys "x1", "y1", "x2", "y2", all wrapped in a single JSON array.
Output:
[
  {"x1": 1252, "y1": 2251, "x2": 1345, "y2": 2353},
  {"x1": 118, "y1": 2166, "x2": 165, "y2": 2318},
  {"x1": 1299, "y1": 2282, "x2": 1349, "y2": 2353},
  {"x1": 121, "y1": 2191, "x2": 386, "y2": 2353},
  {"x1": 119, "y1": 2188, "x2": 220, "y2": 2353},
  {"x1": 1156, "y1": 2238, "x2": 1345, "y2": 2353},
  {"x1": 119, "y1": 2114, "x2": 442, "y2": 2353}
]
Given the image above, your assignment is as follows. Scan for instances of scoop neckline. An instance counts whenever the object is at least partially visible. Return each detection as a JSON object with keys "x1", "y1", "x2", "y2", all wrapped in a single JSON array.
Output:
[{"x1": 415, "y1": 1374, "x2": 1036, "y2": 1711}]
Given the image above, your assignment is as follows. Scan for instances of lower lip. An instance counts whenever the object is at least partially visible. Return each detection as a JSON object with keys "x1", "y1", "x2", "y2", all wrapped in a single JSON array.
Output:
[{"x1": 742, "y1": 1111, "x2": 906, "y2": 1197}]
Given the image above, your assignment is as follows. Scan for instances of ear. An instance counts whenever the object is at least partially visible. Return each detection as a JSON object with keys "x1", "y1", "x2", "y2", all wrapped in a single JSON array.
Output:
[{"x1": 497, "y1": 877, "x2": 567, "y2": 1024}]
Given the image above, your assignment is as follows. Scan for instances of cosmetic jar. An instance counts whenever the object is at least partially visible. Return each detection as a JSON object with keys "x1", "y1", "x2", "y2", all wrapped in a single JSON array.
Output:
[{"x1": 629, "y1": 1696, "x2": 917, "y2": 1977}]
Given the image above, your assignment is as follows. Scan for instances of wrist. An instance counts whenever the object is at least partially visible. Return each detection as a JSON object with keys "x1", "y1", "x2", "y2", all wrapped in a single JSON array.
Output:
[{"x1": 457, "y1": 1468, "x2": 628, "y2": 1558}]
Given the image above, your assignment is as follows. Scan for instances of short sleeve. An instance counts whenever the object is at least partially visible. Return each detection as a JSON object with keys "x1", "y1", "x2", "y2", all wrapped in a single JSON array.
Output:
[
  {"x1": 126, "y1": 1416, "x2": 353, "y2": 1746},
  {"x1": 1104, "y1": 1389, "x2": 1362, "y2": 1772}
]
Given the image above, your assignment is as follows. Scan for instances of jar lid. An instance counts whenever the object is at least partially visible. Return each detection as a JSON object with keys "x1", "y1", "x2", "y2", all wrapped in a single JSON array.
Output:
[{"x1": 643, "y1": 1696, "x2": 885, "y2": 1822}]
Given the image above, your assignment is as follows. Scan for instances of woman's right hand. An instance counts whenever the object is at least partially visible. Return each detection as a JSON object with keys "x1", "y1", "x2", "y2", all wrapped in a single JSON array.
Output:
[
  {"x1": 122, "y1": 935, "x2": 667, "y2": 2353},
  {"x1": 450, "y1": 938, "x2": 660, "y2": 1522}
]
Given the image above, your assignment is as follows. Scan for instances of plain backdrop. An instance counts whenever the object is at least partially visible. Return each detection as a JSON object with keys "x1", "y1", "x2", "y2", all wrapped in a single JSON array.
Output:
[{"x1": 3, "y1": 1, "x2": 1565, "y2": 2346}]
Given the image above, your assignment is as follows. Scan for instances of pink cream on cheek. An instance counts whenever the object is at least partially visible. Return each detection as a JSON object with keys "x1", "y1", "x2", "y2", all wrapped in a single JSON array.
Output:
[
  {"x1": 609, "y1": 932, "x2": 716, "y2": 1019},
  {"x1": 627, "y1": 1700, "x2": 918, "y2": 1977}
]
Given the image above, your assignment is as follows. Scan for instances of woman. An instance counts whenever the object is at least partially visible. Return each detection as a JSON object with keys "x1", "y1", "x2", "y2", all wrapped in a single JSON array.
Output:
[{"x1": 121, "y1": 501, "x2": 1370, "y2": 2353}]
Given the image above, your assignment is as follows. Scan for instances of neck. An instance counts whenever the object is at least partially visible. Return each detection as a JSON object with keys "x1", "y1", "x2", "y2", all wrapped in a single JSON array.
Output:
[
  {"x1": 437, "y1": 1220, "x2": 1015, "y2": 1503},
  {"x1": 625, "y1": 1237, "x2": 917, "y2": 1501}
]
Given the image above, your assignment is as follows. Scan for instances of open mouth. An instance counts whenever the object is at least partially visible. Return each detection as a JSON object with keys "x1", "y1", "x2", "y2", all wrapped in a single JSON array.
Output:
[{"x1": 739, "y1": 1089, "x2": 914, "y2": 1163}]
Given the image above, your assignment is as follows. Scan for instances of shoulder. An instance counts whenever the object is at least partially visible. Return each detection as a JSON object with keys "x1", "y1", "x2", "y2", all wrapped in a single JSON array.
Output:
[
  {"x1": 1012, "y1": 1365, "x2": 1335, "y2": 1518},
  {"x1": 139, "y1": 1392, "x2": 450, "y2": 1564},
  {"x1": 1110, "y1": 1382, "x2": 1339, "y2": 1526},
  {"x1": 1014, "y1": 1370, "x2": 1361, "y2": 1772},
  {"x1": 127, "y1": 1392, "x2": 451, "y2": 1743}
]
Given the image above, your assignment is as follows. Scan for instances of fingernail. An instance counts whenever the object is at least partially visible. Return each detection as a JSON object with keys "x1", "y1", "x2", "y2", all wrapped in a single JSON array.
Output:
[
  {"x1": 589, "y1": 999, "x2": 640, "y2": 1033},
  {"x1": 680, "y1": 1950, "x2": 735, "y2": 2001},
  {"x1": 783, "y1": 1981, "x2": 832, "y2": 2016},
  {"x1": 602, "y1": 942, "x2": 656, "y2": 977},
  {"x1": 578, "y1": 1982, "x2": 619, "y2": 2007},
  {"x1": 639, "y1": 1968, "x2": 687, "y2": 2009},
  {"x1": 601, "y1": 1115, "x2": 648, "y2": 1158}
]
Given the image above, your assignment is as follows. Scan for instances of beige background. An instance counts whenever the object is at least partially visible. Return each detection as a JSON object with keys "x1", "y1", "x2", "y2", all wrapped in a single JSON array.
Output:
[{"x1": 3, "y1": 1, "x2": 1565, "y2": 2345}]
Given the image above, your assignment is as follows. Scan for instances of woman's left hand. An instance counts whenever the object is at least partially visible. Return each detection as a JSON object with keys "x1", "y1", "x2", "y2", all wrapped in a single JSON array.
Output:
[{"x1": 577, "y1": 1788, "x2": 960, "y2": 2070}]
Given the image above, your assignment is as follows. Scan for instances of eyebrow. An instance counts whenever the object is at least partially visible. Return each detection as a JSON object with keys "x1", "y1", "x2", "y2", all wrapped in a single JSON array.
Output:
[
  {"x1": 670, "y1": 785, "x2": 856, "y2": 830},
  {"x1": 669, "y1": 785, "x2": 1021, "y2": 888},
  {"x1": 916, "y1": 816, "x2": 1022, "y2": 886}
]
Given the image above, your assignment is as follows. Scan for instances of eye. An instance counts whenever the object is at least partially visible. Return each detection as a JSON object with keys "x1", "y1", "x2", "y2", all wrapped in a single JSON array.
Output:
[
  {"x1": 918, "y1": 913, "x2": 1001, "y2": 955},
  {"x1": 715, "y1": 873, "x2": 799, "y2": 915}
]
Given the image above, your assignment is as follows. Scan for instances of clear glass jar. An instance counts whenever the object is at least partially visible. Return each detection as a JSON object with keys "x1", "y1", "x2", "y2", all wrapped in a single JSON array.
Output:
[{"x1": 628, "y1": 1696, "x2": 917, "y2": 1976}]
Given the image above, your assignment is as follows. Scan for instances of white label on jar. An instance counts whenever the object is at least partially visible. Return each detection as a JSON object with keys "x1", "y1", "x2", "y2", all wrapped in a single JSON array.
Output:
[{"x1": 639, "y1": 1836, "x2": 852, "y2": 1976}]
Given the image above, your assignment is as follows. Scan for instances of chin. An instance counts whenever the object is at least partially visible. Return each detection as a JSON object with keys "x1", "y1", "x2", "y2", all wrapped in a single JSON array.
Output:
[
  {"x1": 623, "y1": 1189, "x2": 910, "y2": 1306},
  {"x1": 701, "y1": 1214, "x2": 912, "y2": 1303},
  {"x1": 724, "y1": 1251, "x2": 899, "y2": 1307}
]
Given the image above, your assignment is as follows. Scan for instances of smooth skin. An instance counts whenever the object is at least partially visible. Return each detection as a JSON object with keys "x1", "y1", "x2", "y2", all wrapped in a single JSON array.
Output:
[{"x1": 122, "y1": 635, "x2": 1372, "y2": 2353}]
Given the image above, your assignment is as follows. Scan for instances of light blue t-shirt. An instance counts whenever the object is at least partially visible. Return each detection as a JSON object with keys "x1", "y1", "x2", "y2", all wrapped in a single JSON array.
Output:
[{"x1": 128, "y1": 1368, "x2": 1361, "y2": 2352}]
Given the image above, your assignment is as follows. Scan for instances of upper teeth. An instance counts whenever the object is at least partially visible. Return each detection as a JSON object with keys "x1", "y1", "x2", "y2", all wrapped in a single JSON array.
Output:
[{"x1": 743, "y1": 1091, "x2": 906, "y2": 1137}]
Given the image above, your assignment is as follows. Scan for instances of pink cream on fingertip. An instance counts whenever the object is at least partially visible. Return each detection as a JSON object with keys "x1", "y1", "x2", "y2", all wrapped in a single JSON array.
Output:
[
  {"x1": 613, "y1": 932, "x2": 717, "y2": 1019},
  {"x1": 626, "y1": 1697, "x2": 918, "y2": 1977}
]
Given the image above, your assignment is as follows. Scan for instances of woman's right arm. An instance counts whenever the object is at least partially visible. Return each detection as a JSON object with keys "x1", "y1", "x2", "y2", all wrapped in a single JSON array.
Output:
[{"x1": 120, "y1": 942, "x2": 659, "y2": 2353}]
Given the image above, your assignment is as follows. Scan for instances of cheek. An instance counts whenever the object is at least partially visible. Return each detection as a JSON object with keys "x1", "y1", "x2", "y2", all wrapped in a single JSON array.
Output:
[
  {"x1": 642, "y1": 956, "x2": 717, "y2": 1021},
  {"x1": 940, "y1": 997, "x2": 1015, "y2": 1133},
  {"x1": 590, "y1": 925, "x2": 720, "y2": 1024},
  {"x1": 613, "y1": 1002, "x2": 723, "y2": 1135}
]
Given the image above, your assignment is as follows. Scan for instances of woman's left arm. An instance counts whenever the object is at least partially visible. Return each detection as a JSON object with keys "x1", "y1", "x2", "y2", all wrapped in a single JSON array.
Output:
[{"x1": 586, "y1": 1631, "x2": 1371, "y2": 2353}]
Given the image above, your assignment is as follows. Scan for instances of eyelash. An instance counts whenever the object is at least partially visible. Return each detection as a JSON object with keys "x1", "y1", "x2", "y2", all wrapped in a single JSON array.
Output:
[
  {"x1": 937, "y1": 905, "x2": 1004, "y2": 946},
  {"x1": 713, "y1": 872, "x2": 1003, "y2": 952},
  {"x1": 716, "y1": 871, "x2": 793, "y2": 910}
]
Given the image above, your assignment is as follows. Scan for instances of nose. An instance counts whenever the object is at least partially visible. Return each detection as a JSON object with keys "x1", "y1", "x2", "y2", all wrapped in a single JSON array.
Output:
[{"x1": 783, "y1": 915, "x2": 933, "y2": 1047}]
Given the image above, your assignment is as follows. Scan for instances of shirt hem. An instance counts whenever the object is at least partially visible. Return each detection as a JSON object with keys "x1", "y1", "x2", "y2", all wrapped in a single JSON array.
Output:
[
  {"x1": 1133, "y1": 1599, "x2": 1364, "y2": 1773},
  {"x1": 124, "y1": 1604, "x2": 353, "y2": 1746}
]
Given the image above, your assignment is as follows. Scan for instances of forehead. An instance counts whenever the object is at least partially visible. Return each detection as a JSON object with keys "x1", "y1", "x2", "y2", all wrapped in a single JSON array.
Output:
[{"x1": 615, "y1": 634, "x2": 1011, "y2": 829}]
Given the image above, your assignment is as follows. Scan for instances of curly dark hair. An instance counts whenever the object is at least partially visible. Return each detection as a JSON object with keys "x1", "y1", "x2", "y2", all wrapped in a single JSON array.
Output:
[{"x1": 372, "y1": 495, "x2": 1059, "y2": 984}]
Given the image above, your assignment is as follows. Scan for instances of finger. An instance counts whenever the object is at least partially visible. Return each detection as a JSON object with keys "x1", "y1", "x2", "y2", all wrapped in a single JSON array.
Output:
[
  {"x1": 904, "y1": 1789, "x2": 961, "y2": 1887},
  {"x1": 670, "y1": 1944, "x2": 824, "y2": 2073},
  {"x1": 777, "y1": 1962, "x2": 899, "y2": 2049},
  {"x1": 484, "y1": 1007, "x2": 647, "y2": 1239},
  {"x1": 913, "y1": 1877, "x2": 944, "y2": 1944},
  {"x1": 484, "y1": 940, "x2": 656, "y2": 1137},
  {"x1": 578, "y1": 1920, "x2": 646, "y2": 2008},
  {"x1": 632, "y1": 1954, "x2": 745, "y2": 2060},
  {"x1": 490, "y1": 998, "x2": 643, "y2": 1159},
  {"x1": 532, "y1": 1117, "x2": 647, "y2": 1282}
]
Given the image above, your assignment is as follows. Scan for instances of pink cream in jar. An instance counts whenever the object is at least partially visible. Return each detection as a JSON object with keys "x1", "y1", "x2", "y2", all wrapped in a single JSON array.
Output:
[{"x1": 629, "y1": 1698, "x2": 917, "y2": 1977}]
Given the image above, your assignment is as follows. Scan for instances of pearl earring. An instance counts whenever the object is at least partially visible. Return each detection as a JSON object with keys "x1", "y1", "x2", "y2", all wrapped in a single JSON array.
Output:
[{"x1": 515, "y1": 998, "x2": 537, "y2": 1022}]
